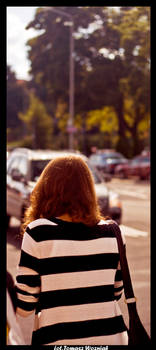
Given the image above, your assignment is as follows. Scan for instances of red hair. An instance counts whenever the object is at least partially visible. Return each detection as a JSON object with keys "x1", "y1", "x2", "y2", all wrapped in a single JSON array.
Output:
[{"x1": 22, "y1": 155, "x2": 102, "y2": 234}]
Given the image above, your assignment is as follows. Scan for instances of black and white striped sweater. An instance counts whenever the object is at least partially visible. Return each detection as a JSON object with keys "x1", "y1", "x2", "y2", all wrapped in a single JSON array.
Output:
[{"x1": 16, "y1": 217, "x2": 128, "y2": 345}]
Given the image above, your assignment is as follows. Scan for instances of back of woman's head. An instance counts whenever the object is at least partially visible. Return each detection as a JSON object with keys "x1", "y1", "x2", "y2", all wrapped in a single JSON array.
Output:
[{"x1": 22, "y1": 155, "x2": 102, "y2": 232}]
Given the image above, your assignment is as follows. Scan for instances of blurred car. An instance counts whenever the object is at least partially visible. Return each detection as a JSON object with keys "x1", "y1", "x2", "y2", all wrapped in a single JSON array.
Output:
[
  {"x1": 89, "y1": 150, "x2": 127, "y2": 175},
  {"x1": 7, "y1": 148, "x2": 122, "y2": 226},
  {"x1": 137, "y1": 156, "x2": 150, "y2": 180},
  {"x1": 115, "y1": 154, "x2": 150, "y2": 180}
]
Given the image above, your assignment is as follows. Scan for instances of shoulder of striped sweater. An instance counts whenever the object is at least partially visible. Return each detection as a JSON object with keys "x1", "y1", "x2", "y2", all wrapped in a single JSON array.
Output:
[
  {"x1": 98, "y1": 219, "x2": 117, "y2": 226},
  {"x1": 28, "y1": 218, "x2": 57, "y2": 230},
  {"x1": 118, "y1": 225, "x2": 126, "y2": 245},
  {"x1": 98, "y1": 219, "x2": 126, "y2": 244}
]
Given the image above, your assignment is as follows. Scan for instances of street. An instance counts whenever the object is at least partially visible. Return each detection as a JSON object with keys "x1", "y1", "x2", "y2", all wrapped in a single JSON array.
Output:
[
  {"x1": 7, "y1": 178, "x2": 151, "y2": 344},
  {"x1": 107, "y1": 178, "x2": 150, "y2": 338}
]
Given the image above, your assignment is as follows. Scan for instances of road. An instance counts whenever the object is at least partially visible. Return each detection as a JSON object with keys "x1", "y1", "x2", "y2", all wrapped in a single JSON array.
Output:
[
  {"x1": 107, "y1": 177, "x2": 150, "y2": 232},
  {"x1": 7, "y1": 178, "x2": 151, "y2": 344},
  {"x1": 106, "y1": 178, "x2": 150, "y2": 337}
]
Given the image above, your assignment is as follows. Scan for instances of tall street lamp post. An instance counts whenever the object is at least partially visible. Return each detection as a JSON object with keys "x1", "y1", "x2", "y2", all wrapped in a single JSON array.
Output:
[{"x1": 43, "y1": 7, "x2": 75, "y2": 150}]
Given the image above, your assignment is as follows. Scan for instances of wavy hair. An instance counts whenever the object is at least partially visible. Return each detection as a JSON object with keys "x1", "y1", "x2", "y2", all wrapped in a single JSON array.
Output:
[{"x1": 21, "y1": 155, "x2": 103, "y2": 234}]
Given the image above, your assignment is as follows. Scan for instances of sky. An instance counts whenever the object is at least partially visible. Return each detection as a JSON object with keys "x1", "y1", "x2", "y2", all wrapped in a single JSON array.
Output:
[
  {"x1": 7, "y1": 6, "x2": 121, "y2": 81},
  {"x1": 7, "y1": 6, "x2": 40, "y2": 80}
]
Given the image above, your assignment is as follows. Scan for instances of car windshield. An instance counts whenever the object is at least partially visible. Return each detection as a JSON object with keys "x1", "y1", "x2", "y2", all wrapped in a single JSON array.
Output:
[
  {"x1": 140, "y1": 157, "x2": 150, "y2": 163},
  {"x1": 31, "y1": 160, "x2": 51, "y2": 181},
  {"x1": 30, "y1": 159, "x2": 102, "y2": 185},
  {"x1": 90, "y1": 155, "x2": 107, "y2": 165},
  {"x1": 101, "y1": 153, "x2": 124, "y2": 160},
  {"x1": 132, "y1": 156, "x2": 150, "y2": 164}
]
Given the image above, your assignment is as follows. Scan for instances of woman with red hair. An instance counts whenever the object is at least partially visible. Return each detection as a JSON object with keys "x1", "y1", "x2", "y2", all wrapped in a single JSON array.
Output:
[{"x1": 15, "y1": 155, "x2": 128, "y2": 345}]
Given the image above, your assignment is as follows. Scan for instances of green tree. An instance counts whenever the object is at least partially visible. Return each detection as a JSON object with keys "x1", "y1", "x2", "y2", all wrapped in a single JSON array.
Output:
[
  {"x1": 19, "y1": 93, "x2": 53, "y2": 149},
  {"x1": 25, "y1": 7, "x2": 123, "y2": 152},
  {"x1": 109, "y1": 6, "x2": 150, "y2": 155},
  {"x1": 25, "y1": 6, "x2": 150, "y2": 156},
  {"x1": 7, "y1": 65, "x2": 29, "y2": 142}
]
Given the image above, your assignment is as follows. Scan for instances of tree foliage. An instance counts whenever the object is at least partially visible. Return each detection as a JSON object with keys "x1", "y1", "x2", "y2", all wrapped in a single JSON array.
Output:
[
  {"x1": 19, "y1": 93, "x2": 53, "y2": 149},
  {"x1": 7, "y1": 6, "x2": 150, "y2": 156},
  {"x1": 7, "y1": 66, "x2": 29, "y2": 141}
]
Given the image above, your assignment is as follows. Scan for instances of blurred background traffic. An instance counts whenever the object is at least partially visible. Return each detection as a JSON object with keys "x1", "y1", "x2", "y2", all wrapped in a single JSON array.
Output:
[{"x1": 7, "y1": 6, "x2": 151, "y2": 341}]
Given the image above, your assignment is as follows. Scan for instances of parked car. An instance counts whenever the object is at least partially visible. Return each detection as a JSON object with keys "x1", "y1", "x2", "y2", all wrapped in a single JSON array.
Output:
[
  {"x1": 137, "y1": 156, "x2": 150, "y2": 180},
  {"x1": 115, "y1": 154, "x2": 150, "y2": 180},
  {"x1": 89, "y1": 150, "x2": 127, "y2": 174},
  {"x1": 7, "y1": 148, "x2": 122, "y2": 226}
]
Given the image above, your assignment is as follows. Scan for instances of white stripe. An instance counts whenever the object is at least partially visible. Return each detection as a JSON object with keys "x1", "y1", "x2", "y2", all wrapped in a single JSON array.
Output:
[
  {"x1": 22, "y1": 232, "x2": 39, "y2": 258},
  {"x1": 34, "y1": 301, "x2": 122, "y2": 330},
  {"x1": 17, "y1": 293, "x2": 38, "y2": 303},
  {"x1": 114, "y1": 290, "x2": 123, "y2": 296},
  {"x1": 22, "y1": 232, "x2": 119, "y2": 259},
  {"x1": 16, "y1": 307, "x2": 34, "y2": 317},
  {"x1": 114, "y1": 280, "x2": 123, "y2": 288},
  {"x1": 98, "y1": 219, "x2": 115, "y2": 225},
  {"x1": 28, "y1": 218, "x2": 57, "y2": 229},
  {"x1": 16, "y1": 283, "x2": 40, "y2": 295},
  {"x1": 42, "y1": 237, "x2": 118, "y2": 258},
  {"x1": 16, "y1": 266, "x2": 38, "y2": 276},
  {"x1": 41, "y1": 269, "x2": 116, "y2": 292}
]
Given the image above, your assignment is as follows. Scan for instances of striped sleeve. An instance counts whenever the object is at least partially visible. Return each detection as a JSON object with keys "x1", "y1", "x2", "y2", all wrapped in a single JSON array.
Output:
[
  {"x1": 114, "y1": 225, "x2": 126, "y2": 301},
  {"x1": 16, "y1": 227, "x2": 41, "y2": 317},
  {"x1": 114, "y1": 260, "x2": 124, "y2": 300}
]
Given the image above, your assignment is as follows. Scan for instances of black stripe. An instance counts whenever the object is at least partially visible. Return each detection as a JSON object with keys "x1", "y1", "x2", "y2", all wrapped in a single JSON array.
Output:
[
  {"x1": 114, "y1": 285, "x2": 123, "y2": 293},
  {"x1": 115, "y1": 269, "x2": 122, "y2": 281},
  {"x1": 115, "y1": 294, "x2": 122, "y2": 301},
  {"x1": 26, "y1": 222, "x2": 116, "y2": 242},
  {"x1": 32, "y1": 316, "x2": 127, "y2": 344},
  {"x1": 16, "y1": 274, "x2": 41, "y2": 287},
  {"x1": 39, "y1": 285, "x2": 115, "y2": 309},
  {"x1": 19, "y1": 250, "x2": 39, "y2": 273},
  {"x1": 16, "y1": 287, "x2": 39, "y2": 299},
  {"x1": 39, "y1": 253, "x2": 119, "y2": 276},
  {"x1": 114, "y1": 285, "x2": 123, "y2": 301},
  {"x1": 16, "y1": 299, "x2": 37, "y2": 311}
]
